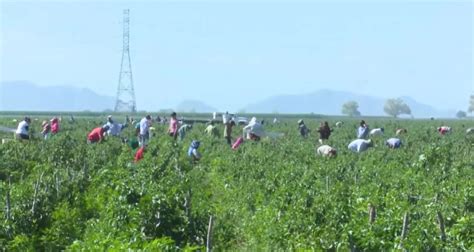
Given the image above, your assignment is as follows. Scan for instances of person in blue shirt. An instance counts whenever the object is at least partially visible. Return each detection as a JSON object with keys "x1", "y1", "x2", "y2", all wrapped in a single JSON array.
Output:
[{"x1": 188, "y1": 140, "x2": 202, "y2": 161}]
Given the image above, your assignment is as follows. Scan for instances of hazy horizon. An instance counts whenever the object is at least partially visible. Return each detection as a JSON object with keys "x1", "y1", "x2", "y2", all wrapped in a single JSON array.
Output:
[{"x1": 1, "y1": 0, "x2": 473, "y2": 111}]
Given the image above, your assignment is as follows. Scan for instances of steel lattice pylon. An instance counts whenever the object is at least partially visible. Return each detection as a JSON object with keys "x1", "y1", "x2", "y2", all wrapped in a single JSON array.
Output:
[{"x1": 115, "y1": 9, "x2": 137, "y2": 113}]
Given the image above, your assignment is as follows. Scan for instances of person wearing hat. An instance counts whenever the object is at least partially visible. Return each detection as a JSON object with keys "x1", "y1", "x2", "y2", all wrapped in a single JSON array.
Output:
[
  {"x1": 298, "y1": 119, "x2": 309, "y2": 138},
  {"x1": 139, "y1": 115, "x2": 152, "y2": 146},
  {"x1": 87, "y1": 125, "x2": 109, "y2": 144},
  {"x1": 168, "y1": 112, "x2": 179, "y2": 140},
  {"x1": 50, "y1": 117, "x2": 60, "y2": 135},
  {"x1": 106, "y1": 116, "x2": 127, "y2": 137},
  {"x1": 15, "y1": 117, "x2": 31, "y2": 140},
  {"x1": 224, "y1": 119, "x2": 236, "y2": 145},
  {"x1": 348, "y1": 139, "x2": 373, "y2": 153},
  {"x1": 317, "y1": 121, "x2": 332, "y2": 144},
  {"x1": 41, "y1": 120, "x2": 51, "y2": 140},
  {"x1": 188, "y1": 140, "x2": 202, "y2": 161},
  {"x1": 357, "y1": 120, "x2": 370, "y2": 139},
  {"x1": 386, "y1": 138, "x2": 402, "y2": 149}
]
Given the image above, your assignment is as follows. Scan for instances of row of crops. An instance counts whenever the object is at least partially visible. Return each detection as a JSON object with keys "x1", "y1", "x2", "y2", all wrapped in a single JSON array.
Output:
[{"x1": 0, "y1": 116, "x2": 473, "y2": 250}]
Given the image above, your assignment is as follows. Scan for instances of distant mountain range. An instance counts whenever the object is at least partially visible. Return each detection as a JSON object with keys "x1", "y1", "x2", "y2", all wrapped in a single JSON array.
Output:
[
  {"x1": 176, "y1": 100, "x2": 217, "y2": 113},
  {"x1": 0, "y1": 81, "x2": 116, "y2": 111},
  {"x1": 0, "y1": 81, "x2": 457, "y2": 117}
]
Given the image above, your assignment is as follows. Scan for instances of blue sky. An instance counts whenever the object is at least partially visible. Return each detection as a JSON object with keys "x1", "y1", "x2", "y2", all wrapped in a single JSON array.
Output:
[{"x1": 1, "y1": 0, "x2": 472, "y2": 111}]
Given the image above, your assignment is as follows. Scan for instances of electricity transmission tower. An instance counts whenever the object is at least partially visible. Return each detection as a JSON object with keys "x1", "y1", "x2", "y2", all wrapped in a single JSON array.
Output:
[{"x1": 114, "y1": 9, "x2": 137, "y2": 113}]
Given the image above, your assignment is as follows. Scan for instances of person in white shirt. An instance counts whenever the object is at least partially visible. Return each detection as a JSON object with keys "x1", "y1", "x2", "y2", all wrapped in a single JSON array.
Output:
[
  {"x1": 243, "y1": 117, "x2": 265, "y2": 141},
  {"x1": 370, "y1": 128, "x2": 384, "y2": 136},
  {"x1": 316, "y1": 145, "x2": 337, "y2": 157},
  {"x1": 15, "y1": 117, "x2": 31, "y2": 140},
  {"x1": 139, "y1": 115, "x2": 152, "y2": 146},
  {"x1": 466, "y1": 128, "x2": 474, "y2": 134},
  {"x1": 386, "y1": 138, "x2": 402, "y2": 149},
  {"x1": 348, "y1": 139, "x2": 373, "y2": 153}
]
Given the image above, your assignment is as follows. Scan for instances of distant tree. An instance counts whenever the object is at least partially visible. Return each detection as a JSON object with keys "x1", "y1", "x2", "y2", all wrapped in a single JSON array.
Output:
[
  {"x1": 341, "y1": 101, "x2": 361, "y2": 117},
  {"x1": 384, "y1": 98, "x2": 411, "y2": 118},
  {"x1": 469, "y1": 94, "x2": 474, "y2": 115},
  {"x1": 456, "y1": 110, "x2": 467, "y2": 119}
]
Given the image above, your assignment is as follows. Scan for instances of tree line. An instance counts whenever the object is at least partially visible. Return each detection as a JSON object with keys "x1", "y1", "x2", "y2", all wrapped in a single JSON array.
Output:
[{"x1": 342, "y1": 95, "x2": 474, "y2": 118}]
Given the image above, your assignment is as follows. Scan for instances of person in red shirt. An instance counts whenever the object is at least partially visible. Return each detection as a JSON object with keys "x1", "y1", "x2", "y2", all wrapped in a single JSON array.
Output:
[
  {"x1": 87, "y1": 125, "x2": 109, "y2": 144},
  {"x1": 51, "y1": 117, "x2": 60, "y2": 134},
  {"x1": 134, "y1": 145, "x2": 146, "y2": 163}
]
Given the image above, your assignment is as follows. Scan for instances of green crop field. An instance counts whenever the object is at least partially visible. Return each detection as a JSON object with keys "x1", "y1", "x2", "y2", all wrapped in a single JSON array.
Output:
[{"x1": 0, "y1": 114, "x2": 473, "y2": 251}]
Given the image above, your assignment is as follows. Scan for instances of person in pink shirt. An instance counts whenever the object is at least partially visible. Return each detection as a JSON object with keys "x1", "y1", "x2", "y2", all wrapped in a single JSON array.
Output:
[
  {"x1": 168, "y1": 112, "x2": 179, "y2": 140},
  {"x1": 50, "y1": 117, "x2": 60, "y2": 134}
]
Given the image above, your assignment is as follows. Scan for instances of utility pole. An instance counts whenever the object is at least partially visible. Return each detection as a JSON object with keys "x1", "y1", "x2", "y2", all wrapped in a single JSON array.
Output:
[{"x1": 115, "y1": 9, "x2": 137, "y2": 113}]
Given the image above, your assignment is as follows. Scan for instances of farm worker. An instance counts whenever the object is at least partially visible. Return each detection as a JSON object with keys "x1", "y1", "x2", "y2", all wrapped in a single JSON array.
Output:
[
  {"x1": 15, "y1": 117, "x2": 31, "y2": 140},
  {"x1": 348, "y1": 139, "x2": 373, "y2": 153},
  {"x1": 50, "y1": 117, "x2": 60, "y2": 134},
  {"x1": 396, "y1": 128, "x2": 407, "y2": 135},
  {"x1": 317, "y1": 121, "x2": 332, "y2": 144},
  {"x1": 107, "y1": 122, "x2": 127, "y2": 137},
  {"x1": 466, "y1": 128, "x2": 474, "y2": 134},
  {"x1": 139, "y1": 115, "x2": 152, "y2": 146},
  {"x1": 370, "y1": 128, "x2": 384, "y2": 136},
  {"x1": 335, "y1": 121, "x2": 344, "y2": 128},
  {"x1": 168, "y1": 112, "x2": 179, "y2": 140},
  {"x1": 386, "y1": 138, "x2": 402, "y2": 149},
  {"x1": 273, "y1": 118, "x2": 278, "y2": 124},
  {"x1": 125, "y1": 137, "x2": 139, "y2": 150},
  {"x1": 243, "y1": 117, "x2": 265, "y2": 141},
  {"x1": 135, "y1": 121, "x2": 141, "y2": 137},
  {"x1": 134, "y1": 145, "x2": 146, "y2": 163},
  {"x1": 178, "y1": 124, "x2": 193, "y2": 141},
  {"x1": 188, "y1": 140, "x2": 202, "y2": 161},
  {"x1": 87, "y1": 125, "x2": 109, "y2": 144},
  {"x1": 224, "y1": 119, "x2": 236, "y2": 145},
  {"x1": 205, "y1": 122, "x2": 219, "y2": 137},
  {"x1": 222, "y1": 111, "x2": 230, "y2": 124},
  {"x1": 41, "y1": 120, "x2": 51, "y2": 140},
  {"x1": 357, "y1": 120, "x2": 370, "y2": 139},
  {"x1": 105, "y1": 115, "x2": 114, "y2": 127},
  {"x1": 298, "y1": 119, "x2": 310, "y2": 138},
  {"x1": 438, "y1": 126, "x2": 451, "y2": 135},
  {"x1": 316, "y1": 145, "x2": 337, "y2": 157},
  {"x1": 69, "y1": 115, "x2": 75, "y2": 123}
]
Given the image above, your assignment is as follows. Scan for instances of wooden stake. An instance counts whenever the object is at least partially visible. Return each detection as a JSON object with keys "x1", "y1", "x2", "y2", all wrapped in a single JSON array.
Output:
[
  {"x1": 437, "y1": 212, "x2": 446, "y2": 242},
  {"x1": 5, "y1": 176, "x2": 11, "y2": 221},
  {"x1": 368, "y1": 204, "x2": 376, "y2": 224},
  {"x1": 206, "y1": 216, "x2": 214, "y2": 252},
  {"x1": 401, "y1": 212, "x2": 409, "y2": 239}
]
